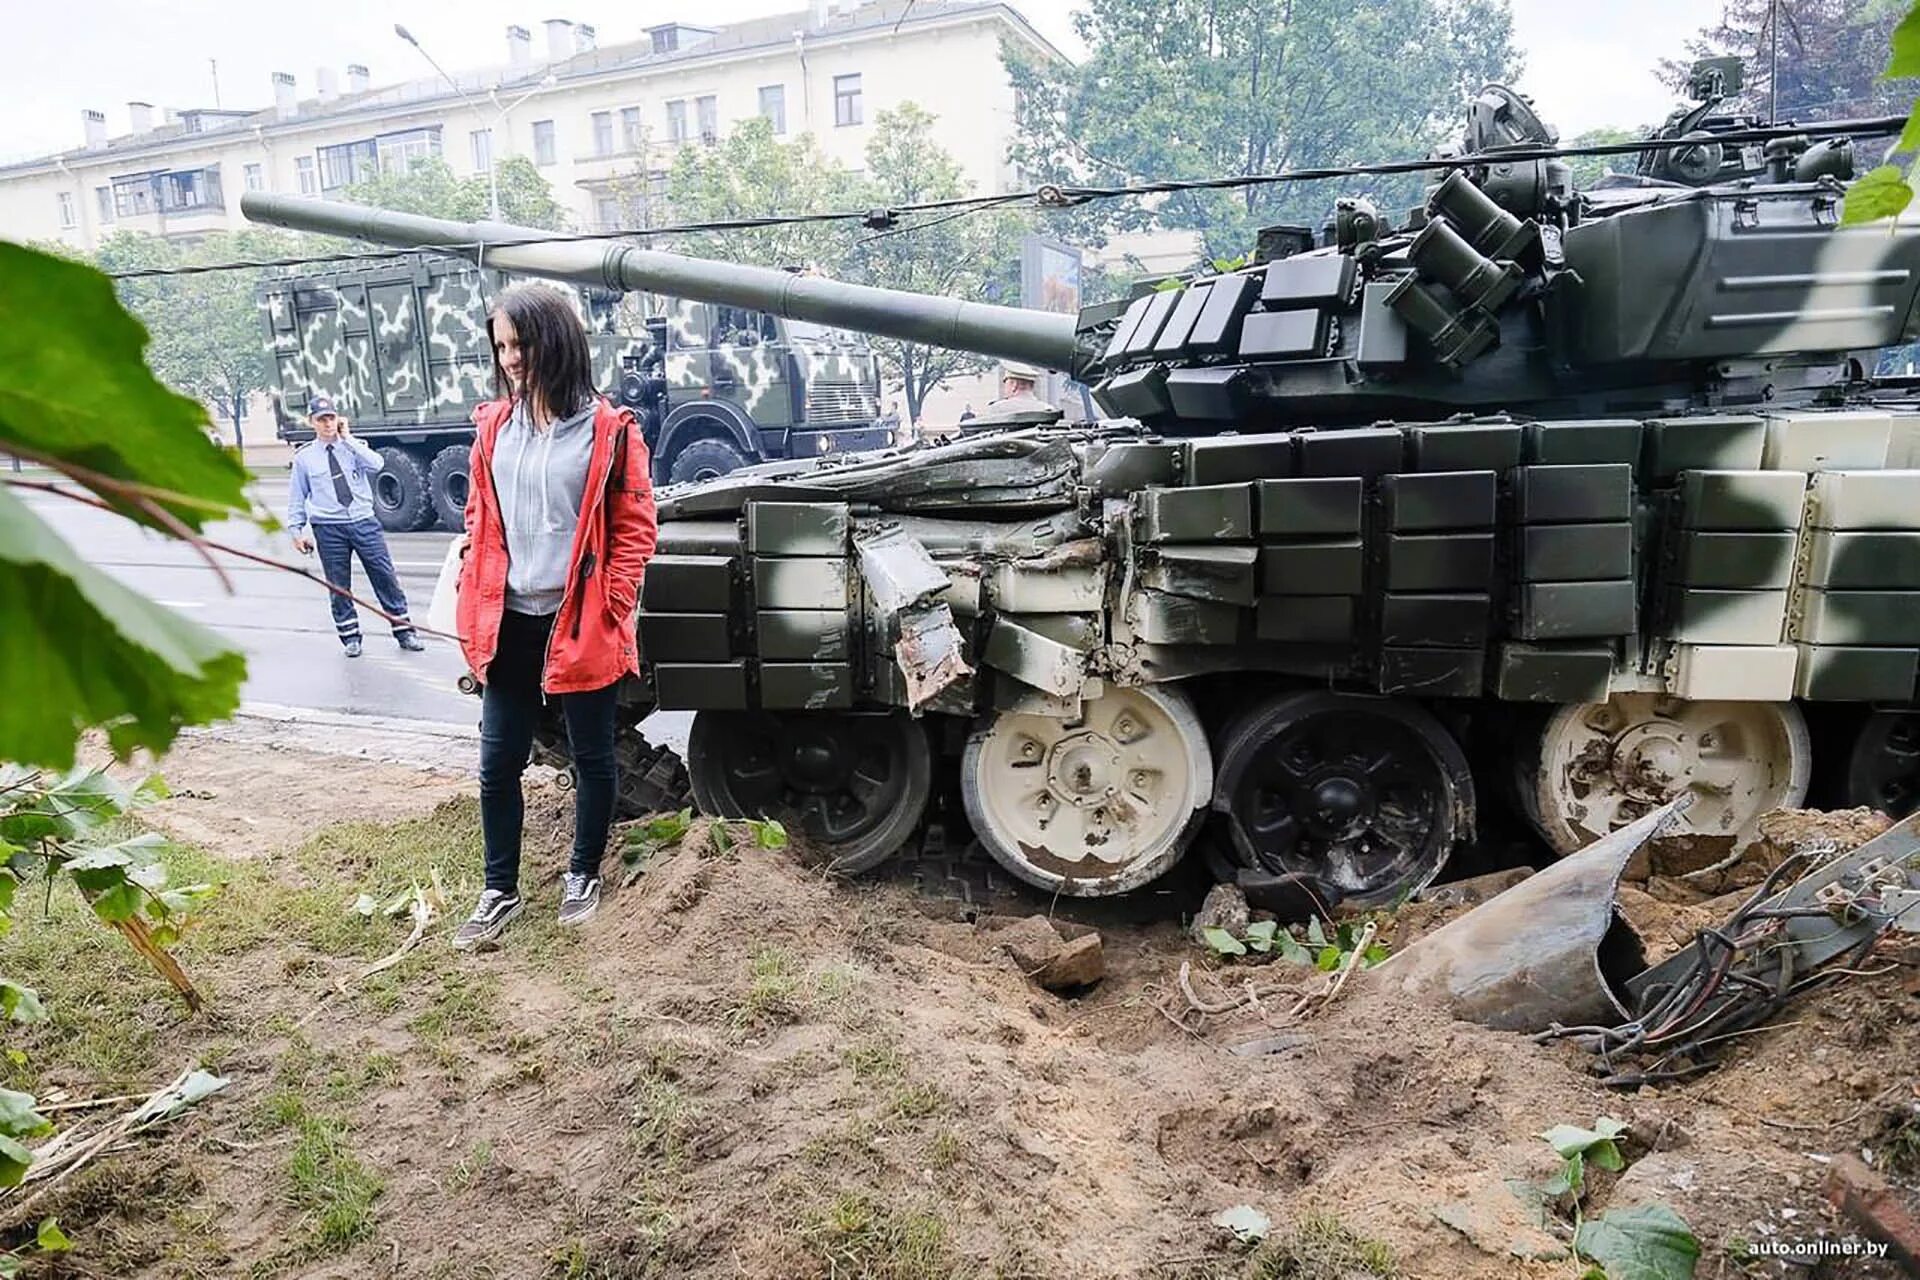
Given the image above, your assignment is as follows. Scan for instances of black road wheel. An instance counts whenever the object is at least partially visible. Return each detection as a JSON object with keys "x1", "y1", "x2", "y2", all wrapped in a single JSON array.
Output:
[
  {"x1": 664, "y1": 437, "x2": 751, "y2": 487},
  {"x1": 532, "y1": 718, "x2": 692, "y2": 820},
  {"x1": 686, "y1": 710, "x2": 931, "y2": 875},
  {"x1": 427, "y1": 444, "x2": 471, "y2": 533},
  {"x1": 1845, "y1": 709, "x2": 1920, "y2": 820},
  {"x1": 374, "y1": 446, "x2": 434, "y2": 532},
  {"x1": 1211, "y1": 690, "x2": 1473, "y2": 907}
]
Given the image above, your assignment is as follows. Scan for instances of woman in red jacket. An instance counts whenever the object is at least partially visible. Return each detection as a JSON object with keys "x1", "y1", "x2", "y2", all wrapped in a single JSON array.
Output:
[{"x1": 451, "y1": 282, "x2": 657, "y2": 949}]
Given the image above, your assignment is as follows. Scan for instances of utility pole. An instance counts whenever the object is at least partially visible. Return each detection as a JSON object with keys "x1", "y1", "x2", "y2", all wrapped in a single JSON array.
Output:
[{"x1": 210, "y1": 58, "x2": 221, "y2": 108}]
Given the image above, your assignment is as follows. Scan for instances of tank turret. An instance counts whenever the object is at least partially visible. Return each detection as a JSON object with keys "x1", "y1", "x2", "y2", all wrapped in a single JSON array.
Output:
[{"x1": 241, "y1": 79, "x2": 1920, "y2": 914}]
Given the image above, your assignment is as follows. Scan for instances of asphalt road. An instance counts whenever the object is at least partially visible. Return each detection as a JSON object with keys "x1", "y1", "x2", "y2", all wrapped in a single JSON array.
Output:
[{"x1": 28, "y1": 474, "x2": 690, "y2": 754}]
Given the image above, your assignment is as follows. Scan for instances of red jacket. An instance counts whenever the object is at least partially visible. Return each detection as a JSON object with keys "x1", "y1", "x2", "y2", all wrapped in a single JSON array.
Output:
[{"x1": 456, "y1": 397, "x2": 657, "y2": 694}]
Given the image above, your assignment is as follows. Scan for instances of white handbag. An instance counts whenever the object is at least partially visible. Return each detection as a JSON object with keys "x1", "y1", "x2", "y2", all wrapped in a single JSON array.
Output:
[{"x1": 426, "y1": 535, "x2": 466, "y2": 638}]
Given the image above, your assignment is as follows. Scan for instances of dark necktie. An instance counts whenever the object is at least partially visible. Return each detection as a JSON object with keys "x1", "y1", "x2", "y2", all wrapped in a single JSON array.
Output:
[{"x1": 326, "y1": 444, "x2": 353, "y2": 506}]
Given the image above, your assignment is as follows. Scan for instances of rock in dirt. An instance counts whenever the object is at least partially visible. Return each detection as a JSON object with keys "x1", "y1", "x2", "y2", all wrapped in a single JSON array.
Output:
[
  {"x1": 1417, "y1": 867, "x2": 1533, "y2": 909},
  {"x1": 987, "y1": 915, "x2": 1066, "y2": 974},
  {"x1": 1825, "y1": 1152, "x2": 1920, "y2": 1271},
  {"x1": 1035, "y1": 933, "x2": 1105, "y2": 991},
  {"x1": 1429, "y1": 1176, "x2": 1568, "y2": 1262},
  {"x1": 1606, "y1": 1151, "x2": 1700, "y2": 1211},
  {"x1": 1188, "y1": 883, "x2": 1249, "y2": 946}
]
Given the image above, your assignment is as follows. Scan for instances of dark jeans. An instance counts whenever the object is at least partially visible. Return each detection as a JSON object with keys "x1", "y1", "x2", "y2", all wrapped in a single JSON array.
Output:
[
  {"x1": 312, "y1": 518, "x2": 414, "y2": 646},
  {"x1": 479, "y1": 609, "x2": 619, "y2": 893}
]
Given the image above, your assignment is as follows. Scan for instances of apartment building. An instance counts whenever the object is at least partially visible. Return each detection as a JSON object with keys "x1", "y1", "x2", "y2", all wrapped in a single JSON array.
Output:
[{"x1": 0, "y1": 0, "x2": 1062, "y2": 251}]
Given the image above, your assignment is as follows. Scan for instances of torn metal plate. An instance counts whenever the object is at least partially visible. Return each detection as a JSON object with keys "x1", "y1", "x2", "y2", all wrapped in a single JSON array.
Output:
[
  {"x1": 895, "y1": 603, "x2": 973, "y2": 712},
  {"x1": 855, "y1": 522, "x2": 951, "y2": 617}
]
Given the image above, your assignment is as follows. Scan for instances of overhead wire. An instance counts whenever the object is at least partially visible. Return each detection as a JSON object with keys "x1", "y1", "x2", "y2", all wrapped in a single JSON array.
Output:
[{"x1": 100, "y1": 113, "x2": 1909, "y2": 282}]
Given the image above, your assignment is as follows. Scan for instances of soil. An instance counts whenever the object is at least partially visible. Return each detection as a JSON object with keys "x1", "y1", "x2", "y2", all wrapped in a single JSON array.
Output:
[{"x1": 11, "y1": 737, "x2": 1920, "y2": 1279}]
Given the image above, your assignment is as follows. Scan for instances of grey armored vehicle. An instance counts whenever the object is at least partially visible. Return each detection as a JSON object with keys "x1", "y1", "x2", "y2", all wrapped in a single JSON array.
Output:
[
  {"x1": 243, "y1": 69, "x2": 1920, "y2": 908},
  {"x1": 259, "y1": 252, "x2": 888, "y2": 531}
]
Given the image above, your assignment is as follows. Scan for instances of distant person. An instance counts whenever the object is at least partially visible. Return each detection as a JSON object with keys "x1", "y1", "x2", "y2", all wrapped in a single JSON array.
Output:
[
  {"x1": 286, "y1": 396, "x2": 424, "y2": 659},
  {"x1": 982, "y1": 362, "x2": 1052, "y2": 417},
  {"x1": 452, "y1": 282, "x2": 658, "y2": 950},
  {"x1": 958, "y1": 403, "x2": 976, "y2": 423}
]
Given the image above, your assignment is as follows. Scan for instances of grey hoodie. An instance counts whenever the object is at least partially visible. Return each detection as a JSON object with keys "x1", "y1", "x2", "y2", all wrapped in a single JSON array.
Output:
[{"x1": 491, "y1": 399, "x2": 598, "y2": 616}]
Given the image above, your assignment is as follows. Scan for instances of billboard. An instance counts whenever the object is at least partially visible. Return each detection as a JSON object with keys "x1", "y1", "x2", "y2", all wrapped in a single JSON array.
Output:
[{"x1": 1022, "y1": 235, "x2": 1082, "y2": 315}]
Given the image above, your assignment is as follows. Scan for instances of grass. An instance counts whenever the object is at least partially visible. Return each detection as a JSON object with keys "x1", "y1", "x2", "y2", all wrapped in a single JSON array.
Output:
[
  {"x1": 1245, "y1": 1213, "x2": 1398, "y2": 1280},
  {"x1": 273, "y1": 1094, "x2": 384, "y2": 1251},
  {"x1": 445, "y1": 1139, "x2": 494, "y2": 1193},
  {"x1": 730, "y1": 944, "x2": 803, "y2": 1030},
  {"x1": 798, "y1": 1189, "x2": 954, "y2": 1280}
]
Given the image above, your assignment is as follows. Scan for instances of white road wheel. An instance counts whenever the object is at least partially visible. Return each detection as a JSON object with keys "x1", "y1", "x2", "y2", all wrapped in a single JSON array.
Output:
[
  {"x1": 961, "y1": 684, "x2": 1212, "y2": 896},
  {"x1": 1533, "y1": 694, "x2": 1811, "y2": 856}
]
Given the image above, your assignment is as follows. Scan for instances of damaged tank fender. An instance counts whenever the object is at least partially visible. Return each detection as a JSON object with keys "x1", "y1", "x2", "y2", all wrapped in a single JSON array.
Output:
[{"x1": 1377, "y1": 797, "x2": 1692, "y2": 1032}]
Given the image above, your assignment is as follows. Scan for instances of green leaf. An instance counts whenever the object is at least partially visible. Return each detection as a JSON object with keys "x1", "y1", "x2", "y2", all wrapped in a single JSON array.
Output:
[
  {"x1": 1541, "y1": 1118, "x2": 1629, "y2": 1160},
  {"x1": 0, "y1": 1133, "x2": 33, "y2": 1189},
  {"x1": 1244, "y1": 920, "x2": 1278, "y2": 944},
  {"x1": 0, "y1": 981, "x2": 44, "y2": 1025},
  {"x1": 0, "y1": 814, "x2": 65, "y2": 845},
  {"x1": 631, "y1": 807, "x2": 693, "y2": 847},
  {"x1": 157, "y1": 883, "x2": 217, "y2": 916},
  {"x1": 1590, "y1": 1139, "x2": 1625, "y2": 1173},
  {"x1": 34, "y1": 1218, "x2": 70, "y2": 1253},
  {"x1": 1362, "y1": 943, "x2": 1391, "y2": 967},
  {"x1": 1314, "y1": 946, "x2": 1342, "y2": 971},
  {"x1": 1542, "y1": 1157, "x2": 1579, "y2": 1198},
  {"x1": 746, "y1": 818, "x2": 789, "y2": 849},
  {"x1": 90, "y1": 880, "x2": 145, "y2": 924},
  {"x1": 0, "y1": 1252, "x2": 17, "y2": 1276},
  {"x1": 0, "y1": 1089, "x2": 50, "y2": 1141},
  {"x1": 0, "y1": 242, "x2": 249, "y2": 531},
  {"x1": 0, "y1": 869, "x2": 16, "y2": 915},
  {"x1": 129, "y1": 1068, "x2": 229, "y2": 1125},
  {"x1": 1574, "y1": 1204, "x2": 1701, "y2": 1280},
  {"x1": 1842, "y1": 165, "x2": 1916, "y2": 225},
  {"x1": 1275, "y1": 932, "x2": 1313, "y2": 966},
  {"x1": 0, "y1": 486, "x2": 246, "y2": 769},
  {"x1": 132, "y1": 774, "x2": 171, "y2": 803},
  {"x1": 1335, "y1": 921, "x2": 1356, "y2": 951},
  {"x1": 1202, "y1": 926, "x2": 1247, "y2": 956},
  {"x1": 1305, "y1": 917, "x2": 1327, "y2": 947},
  {"x1": 1890, "y1": 3, "x2": 1920, "y2": 80}
]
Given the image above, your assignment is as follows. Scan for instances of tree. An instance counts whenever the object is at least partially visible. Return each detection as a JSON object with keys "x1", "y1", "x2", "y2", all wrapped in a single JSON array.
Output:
[
  {"x1": 662, "y1": 117, "x2": 856, "y2": 273},
  {"x1": 846, "y1": 105, "x2": 1029, "y2": 421},
  {"x1": 1004, "y1": 0, "x2": 1520, "y2": 262},
  {"x1": 1562, "y1": 126, "x2": 1647, "y2": 188},
  {"x1": 1657, "y1": 0, "x2": 1916, "y2": 121},
  {"x1": 340, "y1": 154, "x2": 567, "y2": 229},
  {"x1": 93, "y1": 228, "x2": 303, "y2": 448}
]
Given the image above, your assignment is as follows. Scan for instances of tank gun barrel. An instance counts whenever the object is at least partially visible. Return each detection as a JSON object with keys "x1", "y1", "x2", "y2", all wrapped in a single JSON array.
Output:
[{"x1": 240, "y1": 193, "x2": 1079, "y2": 373}]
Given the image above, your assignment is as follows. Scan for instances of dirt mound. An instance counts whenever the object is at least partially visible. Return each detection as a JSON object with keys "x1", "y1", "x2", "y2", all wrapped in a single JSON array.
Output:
[{"x1": 12, "y1": 740, "x2": 1920, "y2": 1278}]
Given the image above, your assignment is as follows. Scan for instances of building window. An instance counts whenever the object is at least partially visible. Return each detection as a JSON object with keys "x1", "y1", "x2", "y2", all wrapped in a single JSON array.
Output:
[
  {"x1": 591, "y1": 111, "x2": 613, "y2": 157},
  {"x1": 621, "y1": 106, "x2": 642, "y2": 152},
  {"x1": 595, "y1": 193, "x2": 620, "y2": 229},
  {"x1": 695, "y1": 96, "x2": 718, "y2": 145},
  {"x1": 95, "y1": 186, "x2": 114, "y2": 223},
  {"x1": 157, "y1": 167, "x2": 224, "y2": 213},
  {"x1": 111, "y1": 172, "x2": 157, "y2": 217},
  {"x1": 470, "y1": 128, "x2": 492, "y2": 172},
  {"x1": 532, "y1": 119, "x2": 556, "y2": 166},
  {"x1": 296, "y1": 155, "x2": 317, "y2": 195},
  {"x1": 57, "y1": 192, "x2": 75, "y2": 229},
  {"x1": 834, "y1": 74, "x2": 862, "y2": 127},
  {"x1": 317, "y1": 139, "x2": 377, "y2": 189},
  {"x1": 758, "y1": 84, "x2": 786, "y2": 134},
  {"x1": 376, "y1": 128, "x2": 441, "y2": 176},
  {"x1": 647, "y1": 169, "x2": 669, "y2": 201},
  {"x1": 244, "y1": 163, "x2": 263, "y2": 192},
  {"x1": 665, "y1": 100, "x2": 688, "y2": 144}
]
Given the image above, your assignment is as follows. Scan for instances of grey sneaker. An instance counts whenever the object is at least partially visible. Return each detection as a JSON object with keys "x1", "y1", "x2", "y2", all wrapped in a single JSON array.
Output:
[
  {"x1": 558, "y1": 873, "x2": 601, "y2": 927},
  {"x1": 451, "y1": 889, "x2": 522, "y2": 950}
]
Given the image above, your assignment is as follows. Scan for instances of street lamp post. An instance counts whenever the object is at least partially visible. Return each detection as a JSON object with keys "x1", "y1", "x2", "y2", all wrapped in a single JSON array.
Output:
[{"x1": 395, "y1": 24, "x2": 553, "y2": 222}]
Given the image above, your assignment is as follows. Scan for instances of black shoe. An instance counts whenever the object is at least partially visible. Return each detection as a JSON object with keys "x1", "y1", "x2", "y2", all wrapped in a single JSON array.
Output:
[
  {"x1": 558, "y1": 873, "x2": 601, "y2": 926},
  {"x1": 397, "y1": 632, "x2": 426, "y2": 652},
  {"x1": 452, "y1": 889, "x2": 523, "y2": 950},
  {"x1": 344, "y1": 638, "x2": 363, "y2": 658}
]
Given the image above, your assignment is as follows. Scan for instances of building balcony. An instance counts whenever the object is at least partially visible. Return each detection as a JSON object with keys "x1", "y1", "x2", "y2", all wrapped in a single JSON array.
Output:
[{"x1": 157, "y1": 204, "x2": 231, "y2": 239}]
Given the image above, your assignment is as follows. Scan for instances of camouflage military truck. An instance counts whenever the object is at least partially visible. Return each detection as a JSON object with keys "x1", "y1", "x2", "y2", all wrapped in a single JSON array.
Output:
[
  {"x1": 259, "y1": 253, "x2": 887, "y2": 532},
  {"x1": 242, "y1": 64, "x2": 1920, "y2": 912}
]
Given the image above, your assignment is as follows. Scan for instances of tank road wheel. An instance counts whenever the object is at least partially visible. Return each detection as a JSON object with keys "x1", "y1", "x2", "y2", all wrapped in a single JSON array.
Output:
[
  {"x1": 1532, "y1": 695, "x2": 1810, "y2": 855},
  {"x1": 373, "y1": 446, "x2": 434, "y2": 532},
  {"x1": 427, "y1": 444, "x2": 471, "y2": 532},
  {"x1": 532, "y1": 719, "x2": 692, "y2": 820},
  {"x1": 665, "y1": 437, "x2": 750, "y2": 487},
  {"x1": 1844, "y1": 710, "x2": 1920, "y2": 820},
  {"x1": 686, "y1": 711, "x2": 931, "y2": 875},
  {"x1": 961, "y1": 685, "x2": 1213, "y2": 897},
  {"x1": 1212, "y1": 691, "x2": 1472, "y2": 907}
]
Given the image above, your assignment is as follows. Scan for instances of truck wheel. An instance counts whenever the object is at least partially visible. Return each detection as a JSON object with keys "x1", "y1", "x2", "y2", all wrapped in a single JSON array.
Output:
[
  {"x1": 374, "y1": 447, "x2": 434, "y2": 532},
  {"x1": 427, "y1": 444, "x2": 470, "y2": 532},
  {"x1": 664, "y1": 437, "x2": 750, "y2": 487}
]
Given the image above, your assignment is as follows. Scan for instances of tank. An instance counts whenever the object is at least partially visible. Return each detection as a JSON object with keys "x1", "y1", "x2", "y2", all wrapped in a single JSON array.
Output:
[
  {"x1": 241, "y1": 70, "x2": 1920, "y2": 908},
  {"x1": 258, "y1": 250, "x2": 889, "y2": 532}
]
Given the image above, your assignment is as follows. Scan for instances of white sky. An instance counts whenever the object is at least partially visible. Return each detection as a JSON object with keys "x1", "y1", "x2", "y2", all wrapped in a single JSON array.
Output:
[{"x1": 1, "y1": 0, "x2": 1722, "y2": 164}]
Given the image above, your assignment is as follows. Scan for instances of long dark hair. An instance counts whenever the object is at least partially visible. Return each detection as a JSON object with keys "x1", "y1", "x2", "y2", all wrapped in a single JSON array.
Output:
[{"x1": 487, "y1": 283, "x2": 597, "y2": 419}]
